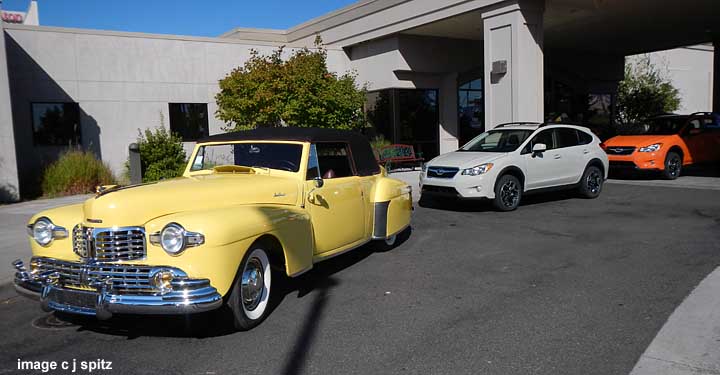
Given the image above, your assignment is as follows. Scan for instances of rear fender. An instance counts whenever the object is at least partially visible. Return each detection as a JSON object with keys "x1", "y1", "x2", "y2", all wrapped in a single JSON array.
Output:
[{"x1": 371, "y1": 176, "x2": 412, "y2": 239}]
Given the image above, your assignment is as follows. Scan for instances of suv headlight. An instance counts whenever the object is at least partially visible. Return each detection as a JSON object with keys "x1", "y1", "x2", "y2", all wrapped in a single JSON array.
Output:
[
  {"x1": 461, "y1": 163, "x2": 494, "y2": 176},
  {"x1": 28, "y1": 217, "x2": 68, "y2": 246},
  {"x1": 638, "y1": 143, "x2": 661, "y2": 152},
  {"x1": 150, "y1": 223, "x2": 205, "y2": 256}
]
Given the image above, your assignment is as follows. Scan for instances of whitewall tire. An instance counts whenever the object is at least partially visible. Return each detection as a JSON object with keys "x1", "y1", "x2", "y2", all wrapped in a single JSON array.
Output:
[{"x1": 228, "y1": 247, "x2": 272, "y2": 330}]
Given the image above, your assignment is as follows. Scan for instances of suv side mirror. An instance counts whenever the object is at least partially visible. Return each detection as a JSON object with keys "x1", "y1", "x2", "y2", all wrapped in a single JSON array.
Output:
[
  {"x1": 313, "y1": 176, "x2": 324, "y2": 188},
  {"x1": 532, "y1": 143, "x2": 547, "y2": 153}
]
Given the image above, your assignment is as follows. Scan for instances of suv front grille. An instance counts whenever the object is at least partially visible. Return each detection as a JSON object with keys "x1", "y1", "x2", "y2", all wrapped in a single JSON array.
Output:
[
  {"x1": 31, "y1": 257, "x2": 155, "y2": 293},
  {"x1": 427, "y1": 166, "x2": 459, "y2": 179},
  {"x1": 422, "y1": 185, "x2": 459, "y2": 196},
  {"x1": 73, "y1": 225, "x2": 146, "y2": 261},
  {"x1": 605, "y1": 146, "x2": 635, "y2": 155}
]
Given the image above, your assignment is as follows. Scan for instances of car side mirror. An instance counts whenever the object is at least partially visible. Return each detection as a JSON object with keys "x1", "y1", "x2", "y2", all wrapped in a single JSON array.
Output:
[
  {"x1": 313, "y1": 177, "x2": 324, "y2": 188},
  {"x1": 532, "y1": 143, "x2": 547, "y2": 153}
]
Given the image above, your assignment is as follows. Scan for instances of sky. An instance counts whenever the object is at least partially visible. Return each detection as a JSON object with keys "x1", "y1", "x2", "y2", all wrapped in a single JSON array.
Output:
[{"x1": 1, "y1": 0, "x2": 359, "y2": 37}]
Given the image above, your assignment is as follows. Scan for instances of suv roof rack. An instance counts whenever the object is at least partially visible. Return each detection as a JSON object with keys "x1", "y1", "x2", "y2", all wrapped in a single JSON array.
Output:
[{"x1": 495, "y1": 122, "x2": 542, "y2": 128}]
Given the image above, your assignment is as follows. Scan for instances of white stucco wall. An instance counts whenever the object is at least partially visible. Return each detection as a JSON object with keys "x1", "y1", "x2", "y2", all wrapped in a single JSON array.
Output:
[
  {"x1": 0, "y1": 17, "x2": 21, "y2": 201},
  {"x1": 630, "y1": 45, "x2": 714, "y2": 113},
  {"x1": 4, "y1": 25, "x2": 350, "y2": 194}
]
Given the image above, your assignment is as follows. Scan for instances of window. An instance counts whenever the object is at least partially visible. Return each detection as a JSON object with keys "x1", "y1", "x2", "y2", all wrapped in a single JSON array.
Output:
[
  {"x1": 458, "y1": 78, "x2": 484, "y2": 145},
  {"x1": 169, "y1": 103, "x2": 209, "y2": 141},
  {"x1": 315, "y1": 143, "x2": 354, "y2": 179},
  {"x1": 523, "y1": 129, "x2": 555, "y2": 154},
  {"x1": 190, "y1": 143, "x2": 303, "y2": 172},
  {"x1": 306, "y1": 144, "x2": 321, "y2": 180},
  {"x1": 31, "y1": 103, "x2": 81, "y2": 146},
  {"x1": 555, "y1": 128, "x2": 579, "y2": 148},
  {"x1": 365, "y1": 89, "x2": 440, "y2": 160},
  {"x1": 578, "y1": 130, "x2": 594, "y2": 145},
  {"x1": 460, "y1": 130, "x2": 532, "y2": 153}
]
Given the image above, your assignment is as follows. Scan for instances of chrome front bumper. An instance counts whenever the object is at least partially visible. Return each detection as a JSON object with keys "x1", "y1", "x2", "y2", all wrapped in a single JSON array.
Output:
[{"x1": 12, "y1": 258, "x2": 223, "y2": 320}]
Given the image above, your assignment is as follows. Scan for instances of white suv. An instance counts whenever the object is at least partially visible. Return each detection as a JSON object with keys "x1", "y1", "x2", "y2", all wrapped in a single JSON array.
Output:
[{"x1": 419, "y1": 123, "x2": 609, "y2": 211}]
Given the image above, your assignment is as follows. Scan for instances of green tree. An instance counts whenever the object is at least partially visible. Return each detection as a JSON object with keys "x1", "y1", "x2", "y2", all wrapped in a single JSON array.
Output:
[
  {"x1": 130, "y1": 114, "x2": 187, "y2": 182},
  {"x1": 215, "y1": 37, "x2": 367, "y2": 131},
  {"x1": 615, "y1": 55, "x2": 681, "y2": 125}
]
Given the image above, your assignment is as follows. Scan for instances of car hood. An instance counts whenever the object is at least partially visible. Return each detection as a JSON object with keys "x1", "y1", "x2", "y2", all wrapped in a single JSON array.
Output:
[
  {"x1": 82, "y1": 174, "x2": 300, "y2": 227},
  {"x1": 427, "y1": 151, "x2": 508, "y2": 169},
  {"x1": 604, "y1": 134, "x2": 674, "y2": 147}
]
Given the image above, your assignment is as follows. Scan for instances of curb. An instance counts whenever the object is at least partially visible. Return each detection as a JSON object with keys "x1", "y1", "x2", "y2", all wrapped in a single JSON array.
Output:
[{"x1": 630, "y1": 266, "x2": 720, "y2": 375}]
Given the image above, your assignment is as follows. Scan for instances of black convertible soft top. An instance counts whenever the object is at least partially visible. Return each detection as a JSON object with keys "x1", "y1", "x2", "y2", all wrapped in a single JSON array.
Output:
[{"x1": 199, "y1": 127, "x2": 381, "y2": 177}]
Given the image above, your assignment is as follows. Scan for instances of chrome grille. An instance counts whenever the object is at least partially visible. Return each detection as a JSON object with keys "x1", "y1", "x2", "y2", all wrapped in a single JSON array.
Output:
[
  {"x1": 31, "y1": 258, "x2": 155, "y2": 293},
  {"x1": 72, "y1": 225, "x2": 146, "y2": 261},
  {"x1": 605, "y1": 146, "x2": 635, "y2": 155},
  {"x1": 427, "y1": 166, "x2": 459, "y2": 179}
]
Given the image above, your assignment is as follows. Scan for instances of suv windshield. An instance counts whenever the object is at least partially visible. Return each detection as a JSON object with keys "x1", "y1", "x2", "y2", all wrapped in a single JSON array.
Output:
[
  {"x1": 460, "y1": 129, "x2": 533, "y2": 153},
  {"x1": 190, "y1": 142, "x2": 303, "y2": 172},
  {"x1": 621, "y1": 117, "x2": 687, "y2": 135}
]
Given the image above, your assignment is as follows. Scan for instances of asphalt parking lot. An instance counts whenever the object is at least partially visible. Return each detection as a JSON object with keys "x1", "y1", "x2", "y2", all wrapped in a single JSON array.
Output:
[{"x1": 1, "y1": 182, "x2": 719, "y2": 375}]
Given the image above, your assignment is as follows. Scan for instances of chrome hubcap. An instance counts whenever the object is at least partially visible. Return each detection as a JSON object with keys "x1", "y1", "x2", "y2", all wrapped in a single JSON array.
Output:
[
  {"x1": 500, "y1": 181, "x2": 520, "y2": 207},
  {"x1": 668, "y1": 156, "x2": 681, "y2": 177},
  {"x1": 587, "y1": 171, "x2": 602, "y2": 194},
  {"x1": 241, "y1": 258, "x2": 264, "y2": 311}
]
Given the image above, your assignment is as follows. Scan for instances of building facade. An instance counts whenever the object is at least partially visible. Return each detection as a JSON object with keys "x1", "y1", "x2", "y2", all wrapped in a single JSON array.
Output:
[{"x1": 1, "y1": 0, "x2": 718, "y2": 201}]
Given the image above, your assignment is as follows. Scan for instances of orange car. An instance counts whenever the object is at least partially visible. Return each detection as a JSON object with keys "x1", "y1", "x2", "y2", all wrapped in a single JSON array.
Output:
[{"x1": 603, "y1": 113, "x2": 720, "y2": 179}]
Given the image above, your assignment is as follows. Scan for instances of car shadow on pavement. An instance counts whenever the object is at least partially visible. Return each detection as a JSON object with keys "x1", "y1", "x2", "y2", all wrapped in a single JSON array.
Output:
[
  {"x1": 609, "y1": 163, "x2": 720, "y2": 180},
  {"x1": 50, "y1": 228, "x2": 412, "y2": 340},
  {"x1": 418, "y1": 193, "x2": 579, "y2": 212}
]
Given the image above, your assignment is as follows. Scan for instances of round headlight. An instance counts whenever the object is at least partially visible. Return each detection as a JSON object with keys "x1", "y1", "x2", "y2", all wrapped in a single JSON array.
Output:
[
  {"x1": 160, "y1": 223, "x2": 185, "y2": 255},
  {"x1": 32, "y1": 218, "x2": 54, "y2": 246}
]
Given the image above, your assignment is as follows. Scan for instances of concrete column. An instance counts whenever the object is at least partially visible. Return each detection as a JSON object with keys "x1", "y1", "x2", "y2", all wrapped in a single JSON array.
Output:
[
  {"x1": 439, "y1": 73, "x2": 459, "y2": 154},
  {"x1": 482, "y1": 0, "x2": 544, "y2": 128},
  {"x1": 0, "y1": 2, "x2": 21, "y2": 202},
  {"x1": 713, "y1": 41, "x2": 719, "y2": 112}
]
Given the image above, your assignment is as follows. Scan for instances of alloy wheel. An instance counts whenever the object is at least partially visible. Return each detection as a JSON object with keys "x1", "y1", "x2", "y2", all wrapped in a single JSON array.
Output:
[
  {"x1": 500, "y1": 180, "x2": 520, "y2": 208},
  {"x1": 587, "y1": 170, "x2": 602, "y2": 194}
]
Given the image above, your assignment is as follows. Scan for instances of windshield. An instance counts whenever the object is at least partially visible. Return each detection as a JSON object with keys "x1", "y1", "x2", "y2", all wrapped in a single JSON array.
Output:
[
  {"x1": 621, "y1": 117, "x2": 686, "y2": 135},
  {"x1": 460, "y1": 129, "x2": 533, "y2": 152},
  {"x1": 190, "y1": 142, "x2": 303, "y2": 172}
]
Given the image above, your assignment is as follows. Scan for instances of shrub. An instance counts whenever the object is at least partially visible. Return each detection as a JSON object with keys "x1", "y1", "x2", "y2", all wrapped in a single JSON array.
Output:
[
  {"x1": 41, "y1": 150, "x2": 116, "y2": 197},
  {"x1": 369, "y1": 134, "x2": 391, "y2": 153},
  {"x1": 134, "y1": 125, "x2": 187, "y2": 182}
]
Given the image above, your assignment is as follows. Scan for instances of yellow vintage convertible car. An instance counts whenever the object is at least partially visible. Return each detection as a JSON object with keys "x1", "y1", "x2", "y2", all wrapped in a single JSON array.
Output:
[{"x1": 13, "y1": 127, "x2": 412, "y2": 330}]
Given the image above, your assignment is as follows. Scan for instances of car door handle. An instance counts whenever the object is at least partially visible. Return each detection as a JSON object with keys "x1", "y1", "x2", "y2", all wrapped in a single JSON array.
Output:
[
  {"x1": 583, "y1": 149, "x2": 590, "y2": 154},
  {"x1": 553, "y1": 154, "x2": 562, "y2": 159}
]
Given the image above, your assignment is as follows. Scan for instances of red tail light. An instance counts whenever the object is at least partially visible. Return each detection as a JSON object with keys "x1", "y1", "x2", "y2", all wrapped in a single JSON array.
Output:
[{"x1": 599, "y1": 142, "x2": 607, "y2": 150}]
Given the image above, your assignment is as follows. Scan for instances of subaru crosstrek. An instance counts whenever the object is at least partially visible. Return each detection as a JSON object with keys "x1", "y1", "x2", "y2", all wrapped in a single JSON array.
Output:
[{"x1": 420, "y1": 123, "x2": 609, "y2": 211}]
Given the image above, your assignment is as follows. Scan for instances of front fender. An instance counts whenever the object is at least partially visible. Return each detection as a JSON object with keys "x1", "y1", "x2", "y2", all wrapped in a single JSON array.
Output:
[
  {"x1": 144, "y1": 204, "x2": 313, "y2": 296},
  {"x1": 27, "y1": 203, "x2": 85, "y2": 261}
]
